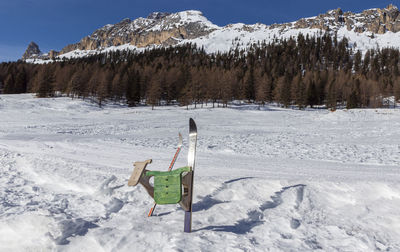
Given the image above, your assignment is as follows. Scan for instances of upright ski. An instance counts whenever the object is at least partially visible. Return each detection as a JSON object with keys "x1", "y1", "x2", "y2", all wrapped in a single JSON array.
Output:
[
  {"x1": 181, "y1": 118, "x2": 197, "y2": 233},
  {"x1": 148, "y1": 133, "x2": 183, "y2": 217}
]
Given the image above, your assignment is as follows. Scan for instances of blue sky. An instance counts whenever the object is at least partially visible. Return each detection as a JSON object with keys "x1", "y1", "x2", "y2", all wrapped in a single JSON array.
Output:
[{"x1": 0, "y1": 0, "x2": 398, "y2": 62}]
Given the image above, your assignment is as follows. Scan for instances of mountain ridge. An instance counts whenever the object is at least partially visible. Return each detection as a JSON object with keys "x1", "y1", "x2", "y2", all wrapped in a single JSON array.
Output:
[{"x1": 24, "y1": 5, "x2": 400, "y2": 62}]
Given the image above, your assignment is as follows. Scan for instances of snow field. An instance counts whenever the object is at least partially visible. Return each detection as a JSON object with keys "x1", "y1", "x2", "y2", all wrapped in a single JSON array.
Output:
[{"x1": 0, "y1": 94, "x2": 399, "y2": 251}]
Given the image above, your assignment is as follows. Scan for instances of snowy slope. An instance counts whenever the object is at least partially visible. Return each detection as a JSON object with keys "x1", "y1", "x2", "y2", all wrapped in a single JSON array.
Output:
[
  {"x1": 0, "y1": 94, "x2": 400, "y2": 251},
  {"x1": 28, "y1": 25, "x2": 400, "y2": 64},
  {"x1": 186, "y1": 25, "x2": 400, "y2": 54}
]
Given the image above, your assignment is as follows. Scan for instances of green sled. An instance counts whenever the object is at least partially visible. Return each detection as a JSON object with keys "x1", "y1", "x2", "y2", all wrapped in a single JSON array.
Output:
[{"x1": 146, "y1": 166, "x2": 191, "y2": 205}]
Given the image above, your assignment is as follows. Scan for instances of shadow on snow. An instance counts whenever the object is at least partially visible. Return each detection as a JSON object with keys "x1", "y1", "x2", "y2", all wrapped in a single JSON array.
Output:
[{"x1": 194, "y1": 184, "x2": 306, "y2": 234}]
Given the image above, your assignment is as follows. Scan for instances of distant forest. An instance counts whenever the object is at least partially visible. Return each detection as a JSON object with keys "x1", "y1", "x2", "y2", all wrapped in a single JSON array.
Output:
[{"x1": 1, "y1": 33, "x2": 400, "y2": 109}]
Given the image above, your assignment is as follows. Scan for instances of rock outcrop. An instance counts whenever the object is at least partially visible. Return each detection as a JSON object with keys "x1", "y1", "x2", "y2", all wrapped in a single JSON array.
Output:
[
  {"x1": 22, "y1": 42, "x2": 41, "y2": 60},
  {"x1": 146, "y1": 12, "x2": 171, "y2": 20},
  {"x1": 281, "y1": 4, "x2": 400, "y2": 34},
  {"x1": 57, "y1": 10, "x2": 217, "y2": 55}
]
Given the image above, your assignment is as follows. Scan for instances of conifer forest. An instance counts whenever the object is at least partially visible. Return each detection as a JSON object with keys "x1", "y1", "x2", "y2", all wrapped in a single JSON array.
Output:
[{"x1": 1, "y1": 33, "x2": 400, "y2": 109}]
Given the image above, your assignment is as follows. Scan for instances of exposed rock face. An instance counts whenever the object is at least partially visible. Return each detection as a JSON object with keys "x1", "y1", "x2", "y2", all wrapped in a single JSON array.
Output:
[
  {"x1": 284, "y1": 4, "x2": 400, "y2": 34},
  {"x1": 48, "y1": 50, "x2": 59, "y2": 59},
  {"x1": 147, "y1": 12, "x2": 171, "y2": 20},
  {"x1": 58, "y1": 10, "x2": 217, "y2": 55},
  {"x1": 22, "y1": 42, "x2": 41, "y2": 60}
]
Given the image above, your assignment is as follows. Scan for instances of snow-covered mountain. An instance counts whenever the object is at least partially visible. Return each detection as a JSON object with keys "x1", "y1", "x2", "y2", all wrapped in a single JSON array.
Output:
[{"x1": 24, "y1": 4, "x2": 400, "y2": 62}]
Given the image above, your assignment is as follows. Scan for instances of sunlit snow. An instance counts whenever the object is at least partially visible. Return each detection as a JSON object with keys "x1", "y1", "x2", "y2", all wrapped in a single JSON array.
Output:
[{"x1": 0, "y1": 94, "x2": 399, "y2": 251}]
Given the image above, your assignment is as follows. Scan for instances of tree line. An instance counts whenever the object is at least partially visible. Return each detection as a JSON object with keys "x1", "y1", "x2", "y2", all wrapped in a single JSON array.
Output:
[{"x1": 1, "y1": 33, "x2": 400, "y2": 109}]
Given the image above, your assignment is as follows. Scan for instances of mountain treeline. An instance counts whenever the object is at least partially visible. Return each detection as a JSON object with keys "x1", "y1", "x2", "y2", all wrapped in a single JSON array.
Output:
[{"x1": 1, "y1": 33, "x2": 400, "y2": 109}]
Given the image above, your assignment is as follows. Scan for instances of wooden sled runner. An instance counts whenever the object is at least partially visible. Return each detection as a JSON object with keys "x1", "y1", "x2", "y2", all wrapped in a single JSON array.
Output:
[{"x1": 128, "y1": 159, "x2": 154, "y2": 197}]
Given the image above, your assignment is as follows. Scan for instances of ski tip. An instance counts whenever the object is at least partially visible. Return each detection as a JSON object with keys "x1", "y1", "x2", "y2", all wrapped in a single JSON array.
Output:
[{"x1": 189, "y1": 118, "x2": 197, "y2": 133}]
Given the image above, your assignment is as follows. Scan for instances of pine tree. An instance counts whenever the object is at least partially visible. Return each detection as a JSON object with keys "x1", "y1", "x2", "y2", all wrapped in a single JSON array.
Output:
[
  {"x1": 274, "y1": 75, "x2": 291, "y2": 107},
  {"x1": 147, "y1": 75, "x2": 162, "y2": 109},
  {"x1": 291, "y1": 74, "x2": 306, "y2": 109},
  {"x1": 206, "y1": 69, "x2": 219, "y2": 108},
  {"x1": 54, "y1": 65, "x2": 73, "y2": 94},
  {"x1": 346, "y1": 78, "x2": 361, "y2": 109},
  {"x1": 220, "y1": 70, "x2": 233, "y2": 107},
  {"x1": 126, "y1": 70, "x2": 141, "y2": 107},
  {"x1": 96, "y1": 70, "x2": 111, "y2": 107},
  {"x1": 326, "y1": 80, "x2": 337, "y2": 110},
  {"x1": 69, "y1": 70, "x2": 86, "y2": 99},
  {"x1": 306, "y1": 82, "x2": 318, "y2": 108},
  {"x1": 111, "y1": 66, "x2": 129, "y2": 102},
  {"x1": 14, "y1": 68, "x2": 27, "y2": 93},
  {"x1": 3, "y1": 74, "x2": 15, "y2": 94},
  {"x1": 243, "y1": 67, "x2": 256, "y2": 102},
  {"x1": 354, "y1": 50, "x2": 362, "y2": 73},
  {"x1": 394, "y1": 77, "x2": 400, "y2": 105},
  {"x1": 35, "y1": 67, "x2": 54, "y2": 97},
  {"x1": 255, "y1": 73, "x2": 268, "y2": 106}
]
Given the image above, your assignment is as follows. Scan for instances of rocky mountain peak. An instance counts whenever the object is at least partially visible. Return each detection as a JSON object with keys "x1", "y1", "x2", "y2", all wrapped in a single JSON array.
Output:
[
  {"x1": 329, "y1": 7, "x2": 343, "y2": 16},
  {"x1": 119, "y1": 18, "x2": 132, "y2": 24},
  {"x1": 386, "y1": 4, "x2": 398, "y2": 11},
  {"x1": 147, "y1": 12, "x2": 171, "y2": 20},
  {"x1": 57, "y1": 10, "x2": 217, "y2": 55},
  {"x1": 22, "y1": 42, "x2": 41, "y2": 60}
]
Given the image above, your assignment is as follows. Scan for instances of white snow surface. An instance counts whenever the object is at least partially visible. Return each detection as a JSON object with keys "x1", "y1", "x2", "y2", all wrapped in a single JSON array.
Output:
[{"x1": 1, "y1": 94, "x2": 400, "y2": 251}]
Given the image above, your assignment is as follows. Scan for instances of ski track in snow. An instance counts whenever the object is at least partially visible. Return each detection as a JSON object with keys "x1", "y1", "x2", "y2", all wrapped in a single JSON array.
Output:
[{"x1": 0, "y1": 94, "x2": 400, "y2": 251}]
